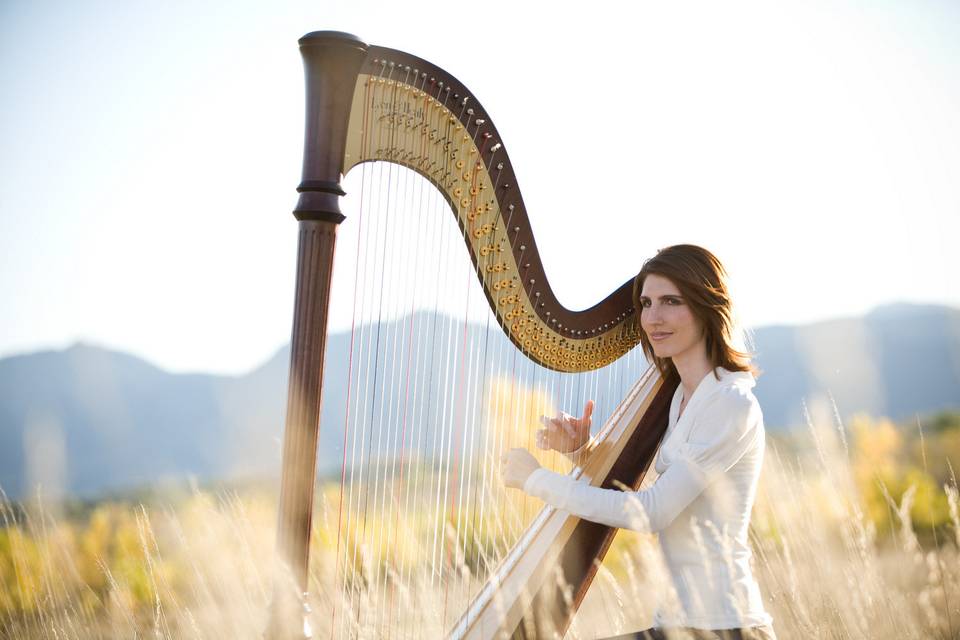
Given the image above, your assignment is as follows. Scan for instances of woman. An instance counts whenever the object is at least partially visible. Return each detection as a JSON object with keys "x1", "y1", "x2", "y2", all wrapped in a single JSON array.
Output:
[{"x1": 502, "y1": 245, "x2": 776, "y2": 640}]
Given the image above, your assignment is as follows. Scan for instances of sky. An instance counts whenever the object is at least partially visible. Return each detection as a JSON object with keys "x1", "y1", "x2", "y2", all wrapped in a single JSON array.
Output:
[{"x1": 1, "y1": 0, "x2": 958, "y2": 375}]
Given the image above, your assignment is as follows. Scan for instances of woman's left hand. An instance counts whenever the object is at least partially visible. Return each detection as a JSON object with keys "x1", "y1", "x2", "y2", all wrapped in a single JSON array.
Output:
[{"x1": 501, "y1": 448, "x2": 541, "y2": 489}]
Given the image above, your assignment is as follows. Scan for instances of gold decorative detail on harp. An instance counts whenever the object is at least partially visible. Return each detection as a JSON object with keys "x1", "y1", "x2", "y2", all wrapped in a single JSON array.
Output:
[{"x1": 267, "y1": 31, "x2": 678, "y2": 639}]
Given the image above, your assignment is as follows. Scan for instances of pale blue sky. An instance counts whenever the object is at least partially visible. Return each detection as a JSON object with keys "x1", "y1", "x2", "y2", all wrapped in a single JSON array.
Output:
[{"x1": 2, "y1": 0, "x2": 958, "y2": 374}]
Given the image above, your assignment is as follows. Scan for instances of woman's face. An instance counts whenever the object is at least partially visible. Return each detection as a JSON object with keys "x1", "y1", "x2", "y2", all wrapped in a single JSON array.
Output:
[{"x1": 639, "y1": 273, "x2": 705, "y2": 362}]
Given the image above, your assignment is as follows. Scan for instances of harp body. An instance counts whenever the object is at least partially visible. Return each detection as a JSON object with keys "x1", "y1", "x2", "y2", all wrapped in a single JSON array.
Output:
[{"x1": 269, "y1": 31, "x2": 678, "y2": 639}]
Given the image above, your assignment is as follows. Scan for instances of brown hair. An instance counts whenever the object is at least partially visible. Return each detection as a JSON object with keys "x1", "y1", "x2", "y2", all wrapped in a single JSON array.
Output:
[{"x1": 632, "y1": 244, "x2": 756, "y2": 380}]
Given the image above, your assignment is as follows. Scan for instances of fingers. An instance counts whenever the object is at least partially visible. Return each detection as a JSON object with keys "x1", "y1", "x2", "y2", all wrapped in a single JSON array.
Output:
[
  {"x1": 541, "y1": 413, "x2": 568, "y2": 428},
  {"x1": 537, "y1": 414, "x2": 575, "y2": 447},
  {"x1": 535, "y1": 425, "x2": 562, "y2": 450},
  {"x1": 539, "y1": 414, "x2": 562, "y2": 434},
  {"x1": 535, "y1": 429, "x2": 549, "y2": 450},
  {"x1": 581, "y1": 399, "x2": 594, "y2": 423},
  {"x1": 501, "y1": 447, "x2": 526, "y2": 463},
  {"x1": 553, "y1": 411, "x2": 573, "y2": 435},
  {"x1": 500, "y1": 450, "x2": 513, "y2": 487}
]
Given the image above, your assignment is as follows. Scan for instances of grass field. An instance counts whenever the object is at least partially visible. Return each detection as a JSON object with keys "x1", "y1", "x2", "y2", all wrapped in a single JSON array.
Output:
[{"x1": 1, "y1": 411, "x2": 958, "y2": 639}]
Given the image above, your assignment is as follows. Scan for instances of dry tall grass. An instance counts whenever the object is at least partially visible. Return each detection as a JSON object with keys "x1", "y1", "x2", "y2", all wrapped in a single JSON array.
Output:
[{"x1": 1, "y1": 413, "x2": 958, "y2": 639}]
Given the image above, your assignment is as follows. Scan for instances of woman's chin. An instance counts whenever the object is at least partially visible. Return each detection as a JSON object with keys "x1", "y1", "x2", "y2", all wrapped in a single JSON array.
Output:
[{"x1": 650, "y1": 346, "x2": 674, "y2": 359}]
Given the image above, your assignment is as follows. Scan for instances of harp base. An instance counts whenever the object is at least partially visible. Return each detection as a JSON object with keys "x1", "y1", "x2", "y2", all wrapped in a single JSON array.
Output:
[{"x1": 264, "y1": 582, "x2": 313, "y2": 640}]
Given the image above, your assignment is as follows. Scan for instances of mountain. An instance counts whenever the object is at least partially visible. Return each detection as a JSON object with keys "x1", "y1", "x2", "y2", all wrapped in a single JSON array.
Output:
[
  {"x1": 1, "y1": 304, "x2": 958, "y2": 500},
  {"x1": 751, "y1": 303, "x2": 960, "y2": 426},
  {"x1": 0, "y1": 344, "x2": 250, "y2": 500}
]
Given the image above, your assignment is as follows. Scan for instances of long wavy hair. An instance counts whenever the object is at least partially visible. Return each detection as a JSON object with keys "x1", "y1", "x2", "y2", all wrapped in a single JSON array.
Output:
[{"x1": 632, "y1": 244, "x2": 756, "y2": 380}]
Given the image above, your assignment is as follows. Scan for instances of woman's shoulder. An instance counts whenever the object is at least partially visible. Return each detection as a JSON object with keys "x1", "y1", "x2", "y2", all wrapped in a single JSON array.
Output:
[
  {"x1": 699, "y1": 368, "x2": 764, "y2": 426},
  {"x1": 682, "y1": 369, "x2": 766, "y2": 466}
]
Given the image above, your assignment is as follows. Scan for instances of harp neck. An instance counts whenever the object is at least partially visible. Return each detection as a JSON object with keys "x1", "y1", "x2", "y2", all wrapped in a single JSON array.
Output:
[{"x1": 299, "y1": 34, "x2": 643, "y2": 372}]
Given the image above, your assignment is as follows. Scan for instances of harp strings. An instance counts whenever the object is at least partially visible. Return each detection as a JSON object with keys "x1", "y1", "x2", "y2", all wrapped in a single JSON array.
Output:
[{"x1": 322, "y1": 75, "x2": 648, "y2": 638}]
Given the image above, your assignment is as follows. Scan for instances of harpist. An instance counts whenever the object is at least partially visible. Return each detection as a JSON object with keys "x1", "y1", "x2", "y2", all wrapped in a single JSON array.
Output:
[{"x1": 504, "y1": 244, "x2": 777, "y2": 640}]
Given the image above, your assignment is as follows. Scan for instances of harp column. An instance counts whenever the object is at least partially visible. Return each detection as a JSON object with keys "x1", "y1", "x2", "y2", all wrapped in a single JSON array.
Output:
[{"x1": 266, "y1": 32, "x2": 367, "y2": 640}]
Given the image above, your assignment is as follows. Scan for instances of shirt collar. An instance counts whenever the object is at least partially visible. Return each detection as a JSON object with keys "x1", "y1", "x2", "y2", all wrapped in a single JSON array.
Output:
[{"x1": 680, "y1": 367, "x2": 755, "y2": 405}]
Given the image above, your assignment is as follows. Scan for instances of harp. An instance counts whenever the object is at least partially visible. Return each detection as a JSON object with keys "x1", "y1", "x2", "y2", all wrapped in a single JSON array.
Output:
[{"x1": 267, "y1": 31, "x2": 679, "y2": 639}]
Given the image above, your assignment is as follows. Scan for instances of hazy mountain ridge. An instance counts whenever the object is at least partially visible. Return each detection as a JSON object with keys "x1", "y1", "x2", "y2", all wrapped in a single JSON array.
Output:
[
  {"x1": 753, "y1": 303, "x2": 960, "y2": 425},
  {"x1": 1, "y1": 303, "x2": 958, "y2": 499}
]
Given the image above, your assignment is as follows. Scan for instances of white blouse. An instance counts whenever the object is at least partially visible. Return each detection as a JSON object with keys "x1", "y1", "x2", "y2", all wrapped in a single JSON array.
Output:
[{"x1": 523, "y1": 367, "x2": 772, "y2": 630}]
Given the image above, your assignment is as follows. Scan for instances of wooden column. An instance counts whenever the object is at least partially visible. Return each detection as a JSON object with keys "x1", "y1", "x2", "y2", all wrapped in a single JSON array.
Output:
[
  {"x1": 266, "y1": 220, "x2": 340, "y2": 639},
  {"x1": 266, "y1": 31, "x2": 367, "y2": 639}
]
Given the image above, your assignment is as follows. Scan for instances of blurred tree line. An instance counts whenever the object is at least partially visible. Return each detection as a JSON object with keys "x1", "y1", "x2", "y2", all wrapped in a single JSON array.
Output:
[
  {"x1": 1, "y1": 410, "x2": 959, "y2": 626},
  {"x1": 850, "y1": 409, "x2": 960, "y2": 542}
]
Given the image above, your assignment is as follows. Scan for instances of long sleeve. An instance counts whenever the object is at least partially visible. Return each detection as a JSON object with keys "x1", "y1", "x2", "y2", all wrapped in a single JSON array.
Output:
[
  {"x1": 523, "y1": 387, "x2": 761, "y2": 533},
  {"x1": 523, "y1": 456, "x2": 709, "y2": 532}
]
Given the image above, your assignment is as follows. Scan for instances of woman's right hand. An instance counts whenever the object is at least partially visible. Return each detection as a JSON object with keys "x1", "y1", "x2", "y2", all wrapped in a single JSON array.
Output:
[{"x1": 536, "y1": 400, "x2": 594, "y2": 453}]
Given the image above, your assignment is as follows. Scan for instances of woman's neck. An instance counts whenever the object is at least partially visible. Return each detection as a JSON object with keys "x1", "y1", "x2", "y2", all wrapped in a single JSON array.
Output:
[{"x1": 672, "y1": 346, "x2": 713, "y2": 401}]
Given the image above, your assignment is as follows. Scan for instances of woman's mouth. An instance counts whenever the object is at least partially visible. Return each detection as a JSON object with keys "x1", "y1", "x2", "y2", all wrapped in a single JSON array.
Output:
[{"x1": 650, "y1": 332, "x2": 673, "y2": 341}]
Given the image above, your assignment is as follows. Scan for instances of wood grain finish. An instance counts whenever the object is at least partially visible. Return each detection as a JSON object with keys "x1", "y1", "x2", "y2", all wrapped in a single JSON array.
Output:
[{"x1": 268, "y1": 221, "x2": 341, "y2": 639}]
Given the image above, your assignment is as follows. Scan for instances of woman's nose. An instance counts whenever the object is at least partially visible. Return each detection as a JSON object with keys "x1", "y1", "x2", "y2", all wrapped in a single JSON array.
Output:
[{"x1": 645, "y1": 304, "x2": 661, "y2": 323}]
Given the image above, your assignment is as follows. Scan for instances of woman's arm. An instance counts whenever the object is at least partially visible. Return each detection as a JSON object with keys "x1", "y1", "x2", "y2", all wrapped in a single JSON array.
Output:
[
  {"x1": 523, "y1": 455, "x2": 708, "y2": 532},
  {"x1": 519, "y1": 388, "x2": 761, "y2": 533}
]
